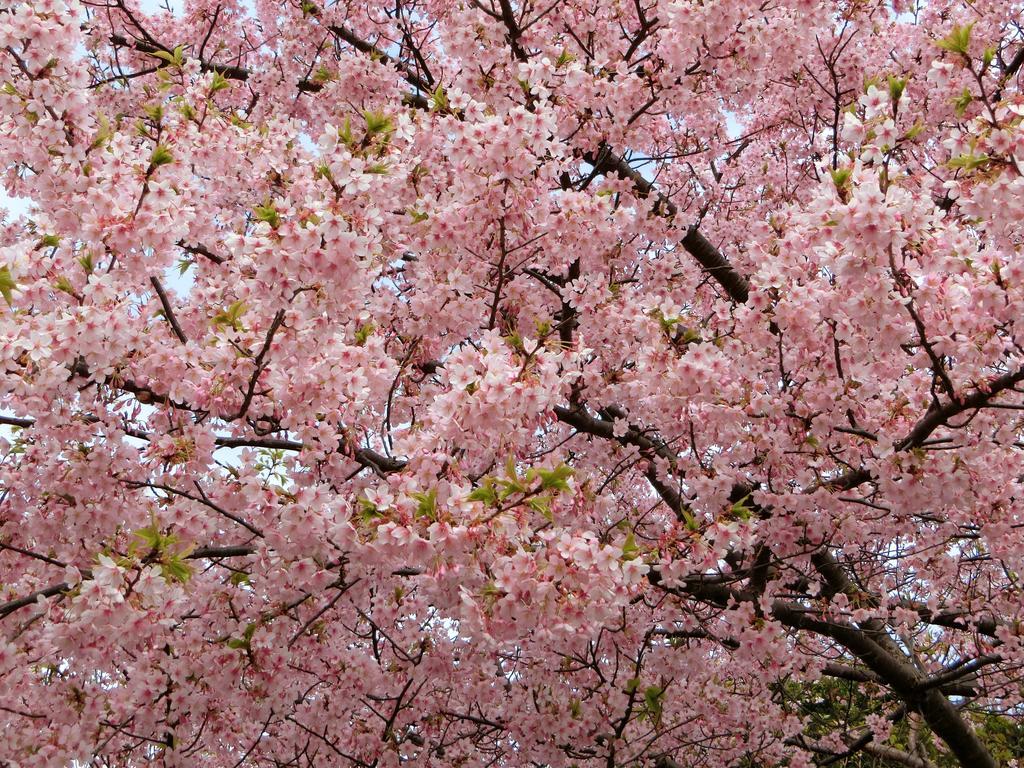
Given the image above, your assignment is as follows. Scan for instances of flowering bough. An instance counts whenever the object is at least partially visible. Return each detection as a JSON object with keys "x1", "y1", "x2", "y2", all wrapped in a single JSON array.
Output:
[{"x1": 2, "y1": 0, "x2": 1024, "y2": 766}]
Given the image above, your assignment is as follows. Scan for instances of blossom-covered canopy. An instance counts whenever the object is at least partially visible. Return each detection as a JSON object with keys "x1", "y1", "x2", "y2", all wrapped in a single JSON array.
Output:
[{"x1": 2, "y1": 0, "x2": 1024, "y2": 766}]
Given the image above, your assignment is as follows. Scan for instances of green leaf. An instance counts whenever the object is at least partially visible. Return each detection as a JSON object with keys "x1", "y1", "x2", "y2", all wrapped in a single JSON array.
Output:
[
  {"x1": 904, "y1": 121, "x2": 925, "y2": 140},
  {"x1": 411, "y1": 489, "x2": 437, "y2": 520},
  {"x1": 730, "y1": 494, "x2": 753, "y2": 521},
  {"x1": 952, "y1": 87, "x2": 973, "y2": 117},
  {"x1": 677, "y1": 327, "x2": 702, "y2": 344},
  {"x1": 504, "y1": 332, "x2": 524, "y2": 352},
  {"x1": 252, "y1": 204, "x2": 280, "y2": 228},
  {"x1": 643, "y1": 685, "x2": 665, "y2": 725},
  {"x1": 365, "y1": 163, "x2": 389, "y2": 175},
  {"x1": 338, "y1": 117, "x2": 355, "y2": 147},
  {"x1": 209, "y1": 71, "x2": 231, "y2": 94},
  {"x1": 935, "y1": 23, "x2": 974, "y2": 57},
  {"x1": 312, "y1": 66, "x2": 336, "y2": 84},
  {"x1": 651, "y1": 309, "x2": 680, "y2": 335},
  {"x1": 89, "y1": 113, "x2": 112, "y2": 151},
  {"x1": 358, "y1": 496, "x2": 382, "y2": 524},
  {"x1": 429, "y1": 85, "x2": 448, "y2": 112},
  {"x1": 212, "y1": 299, "x2": 247, "y2": 332},
  {"x1": 152, "y1": 45, "x2": 186, "y2": 67},
  {"x1": 555, "y1": 49, "x2": 576, "y2": 68},
  {"x1": 144, "y1": 103, "x2": 164, "y2": 123},
  {"x1": 887, "y1": 75, "x2": 907, "y2": 103},
  {"x1": 132, "y1": 521, "x2": 166, "y2": 552},
  {"x1": 362, "y1": 110, "x2": 393, "y2": 136},
  {"x1": 948, "y1": 152, "x2": 990, "y2": 171},
  {"x1": 480, "y1": 581, "x2": 502, "y2": 601},
  {"x1": 621, "y1": 531, "x2": 640, "y2": 561},
  {"x1": 54, "y1": 275, "x2": 76, "y2": 295},
  {"x1": 354, "y1": 321, "x2": 374, "y2": 346},
  {"x1": 467, "y1": 478, "x2": 498, "y2": 506},
  {"x1": 149, "y1": 144, "x2": 174, "y2": 167},
  {"x1": 536, "y1": 464, "x2": 573, "y2": 493},
  {"x1": 527, "y1": 495, "x2": 554, "y2": 522},
  {"x1": 0, "y1": 265, "x2": 17, "y2": 307},
  {"x1": 160, "y1": 557, "x2": 192, "y2": 584}
]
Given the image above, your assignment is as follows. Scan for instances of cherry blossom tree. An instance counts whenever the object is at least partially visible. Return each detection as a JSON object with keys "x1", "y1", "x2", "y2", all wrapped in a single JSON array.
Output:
[{"x1": 3, "y1": 0, "x2": 1024, "y2": 765}]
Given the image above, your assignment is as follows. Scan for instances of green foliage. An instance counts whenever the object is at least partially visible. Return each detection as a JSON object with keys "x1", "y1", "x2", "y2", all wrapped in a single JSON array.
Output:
[
  {"x1": 466, "y1": 460, "x2": 574, "y2": 522},
  {"x1": 887, "y1": 75, "x2": 907, "y2": 103},
  {"x1": 252, "y1": 204, "x2": 281, "y2": 228},
  {"x1": 620, "y1": 531, "x2": 641, "y2": 561},
  {"x1": 212, "y1": 299, "x2": 247, "y2": 332},
  {"x1": 151, "y1": 45, "x2": 186, "y2": 68},
  {"x1": 128, "y1": 520, "x2": 193, "y2": 584},
  {"x1": 357, "y1": 496, "x2": 383, "y2": 524},
  {"x1": 354, "y1": 321, "x2": 374, "y2": 345},
  {"x1": 149, "y1": 144, "x2": 174, "y2": 167},
  {"x1": 830, "y1": 168, "x2": 852, "y2": 191},
  {"x1": 642, "y1": 684, "x2": 665, "y2": 726},
  {"x1": 411, "y1": 489, "x2": 437, "y2": 520},
  {"x1": 338, "y1": 117, "x2": 355, "y2": 147},
  {"x1": 729, "y1": 494, "x2": 753, "y2": 521},
  {"x1": 209, "y1": 71, "x2": 231, "y2": 94},
  {"x1": 977, "y1": 712, "x2": 1024, "y2": 764},
  {"x1": 952, "y1": 87, "x2": 973, "y2": 117},
  {"x1": 89, "y1": 113, "x2": 112, "y2": 151},
  {"x1": 935, "y1": 23, "x2": 974, "y2": 57},
  {"x1": 948, "y1": 152, "x2": 990, "y2": 171},
  {"x1": 227, "y1": 621, "x2": 258, "y2": 651},
  {"x1": 54, "y1": 275, "x2": 76, "y2": 296},
  {"x1": 467, "y1": 477, "x2": 499, "y2": 506},
  {"x1": 312, "y1": 66, "x2": 336, "y2": 84},
  {"x1": 568, "y1": 697, "x2": 582, "y2": 718},
  {"x1": 769, "y1": 675, "x2": 1024, "y2": 767},
  {"x1": 526, "y1": 495, "x2": 554, "y2": 521},
  {"x1": 536, "y1": 464, "x2": 573, "y2": 493},
  {"x1": 362, "y1": 110, "x2": 393, "y2": 136},
  {"x1": 555, "y1": 49, "x2": 576, "y2": 68},
  {"x1": 429, "y1": 85, "x2": 448, "y2": 112},
  {"x1": 904, "y1": 121, "x2": 925, "y2": 140},
  {"x1": 0, "y1": 265, "x2": 17, "y2": 307}
]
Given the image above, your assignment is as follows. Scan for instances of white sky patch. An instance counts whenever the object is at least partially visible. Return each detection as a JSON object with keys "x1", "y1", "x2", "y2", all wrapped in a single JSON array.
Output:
[
  {"x1": 0, "y1": 190, "x2": 31, "y2": 221},
  {"x1": 138, "y1": 0, "x2": 185, "y2": 16}
]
